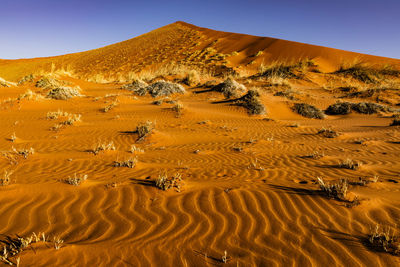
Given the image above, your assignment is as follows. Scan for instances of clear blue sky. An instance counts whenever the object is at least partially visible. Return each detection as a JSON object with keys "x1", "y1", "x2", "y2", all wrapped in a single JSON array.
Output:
[{"x1": 1, "y1": 0, "x2": 399, "y2": 59}]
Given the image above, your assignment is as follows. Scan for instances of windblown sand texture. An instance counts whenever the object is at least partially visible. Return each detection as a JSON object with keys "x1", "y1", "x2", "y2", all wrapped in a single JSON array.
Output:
[{"x1": 1, "y1": 22, "x2": 400, "y2": 266}]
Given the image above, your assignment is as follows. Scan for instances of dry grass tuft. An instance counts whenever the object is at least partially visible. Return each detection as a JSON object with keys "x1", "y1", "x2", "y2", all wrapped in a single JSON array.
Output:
[
  {"x1": 368, "y1": 225, "x2": 400, "y2": 255},
  {"x1": 0, "y1": 171, "x2": 12, "y2": 186},
  {"x1": 136, "y1": 121, "x2": 155, "y2": 142},
  {"x1": 17, "y1": 74, "x2": 35, "y2": 85},
  {"x1": 130, "y1": 145, "x2": 144, "y2": 154},
  {"x1": 235, "y1": 89, "x2": 265, "y2": 115},
  {"x1": 172, "y1": 102, "x2": 184, "y2": 117},
  {"x1": 339, "y1": 158, "x2": 362, "y2": 170},
  {"x1": 317, "y1": 177, "x2": 360, "y2": 207},
  {"x1": 317, "y1": 128, "x2": 339, "y2": 138},
  {"x1": 147, "y1": 80, "x2": 186, "y2": 97},
  {"x1": 293, "y1": 103, "x2": 325, "y2": 119},
  {"x1": 92, "y1": 141, "x2": 116, "y2": 155},
  {"x1": 183, "y1": 70, "x2": 200, "y2": 86},
  {"x1": 46, "y1": 110, "x2": 70, "y2": 119},
  {"x1": 121, "y1": 80, "x2": 148, "y2": 95},
  {"x1": 0, "y1": 232, "x2": 64, "y2": 265},
  {"x1": 212, "y1": 78, "x2": 246, "y2": 98},
  {"x1": 113, "y1": 157, "x2": 137, "y2": 168},
  {"x1": 18, "y1": 90, "x2": 45, "y2": 101},
  {"x1": 12, "y1": 147, "x2": 35, "y2": 159},
  {"x1": 47, "y1": 86, "x2": 81, "y2": 100},
  {"x1": 102, "y1": 101, "x2": 118, "y2": 113},
  {"x1": 65, "y1": 173, "x2": 88, "y2": 186},
  {"x1": 155, "y1": 172, "x2": 183, "y2": 192},
  {"x1": 325, "y1": 102, "x2": 352, "y2": 115}
]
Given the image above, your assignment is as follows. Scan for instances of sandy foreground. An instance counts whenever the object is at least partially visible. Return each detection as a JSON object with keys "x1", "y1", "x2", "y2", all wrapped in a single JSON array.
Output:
[
  {"x1": 0, "y1": 21, "x2": 400, "y2": 267},
  {"x1": 0, "y1": 76, "x2": 399, "y2": 266}
]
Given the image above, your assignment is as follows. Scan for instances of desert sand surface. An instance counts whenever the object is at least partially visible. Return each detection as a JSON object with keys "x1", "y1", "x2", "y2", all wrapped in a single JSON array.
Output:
[{"x1": 1, "y1": 22, "x2": 400, "y2": 266}]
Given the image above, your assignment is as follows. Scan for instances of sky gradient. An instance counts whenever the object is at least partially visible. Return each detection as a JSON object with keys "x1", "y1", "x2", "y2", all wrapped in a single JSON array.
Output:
[{"x1": 1, "y1": 0, "x2": 399, "y2": 59}]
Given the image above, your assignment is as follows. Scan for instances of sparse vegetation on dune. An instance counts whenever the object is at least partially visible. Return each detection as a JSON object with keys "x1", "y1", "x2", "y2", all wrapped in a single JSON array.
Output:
[
  {"x1": 113, "y1": 157, "x2": 137, "y2": 168},
  {"x1": 147, "y1": 80, "x2": 185, "y2": 97},
  {"x1": 0, "y1": 171, "x2": 12, "y2": 186},
  {"x1": 258, "y1": 59, "x2": 316, "y2": 79},
  {"x1": 317, "y1": 128, "x2": 339, "y2": 138},
  {"x1": 325, "y1": 102, "x2": 352, "y2": 115},
  {"x1": 212, "y1": 78, "x2": 246, "y2": 98},
  {"x1": 317, "y1": 177, "x2": 360, "y2": 206},
  {"x1": 47, "y1": 86, "x2": 81, "y2": 100},
  {"x1": 338, "y1": 158, "x2": 362, "y2": 170},
  {"x1": 18, "y1": 89, "x2": 45, "y2": 101},
  {"x1": 182, "y1": 70, "x2": 200, "y2": 86},
  {"x1": 0, "y1": 232, "x2": 64, "y2": 265},
  {"x1": 235, "y1": 89, "x2": 265, "y2": 115},
  {"x1": 91, "y1": 141, "x2": 116, "y2": 155},
  {"x1": 334, "y1": 63, "x2": 400, "y2": 83},
  {"x1": 368, "y1": 225, "x2": 400, "y2": 255},
  {"x1": 17, "y1": 74, "x2": 35, "y2": 85},
  {"x1": 121, "y1": 79, "x2": 148, "y2": 95},
  {"x1": 155, "y1": 172, "x2": 183, "y2": 192},
  {"x1": 293, "y1": 103, "x2": 325, "y2": 119},
  {"x1": 135, "y1": 121, "x2": 155, "y2": 141},
  {"x1": 65, "y1": 173, "x2": 88, "y2": 186}
]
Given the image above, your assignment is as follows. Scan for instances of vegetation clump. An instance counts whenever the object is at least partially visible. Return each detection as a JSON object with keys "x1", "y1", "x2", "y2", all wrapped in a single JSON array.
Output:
[
  {"x1": 334, "y1": 63, "x2": 400, "y2": 83},
  {"x1": 47, "y1": 86, "x2": 81, "y2": 100},
  {"x1": 0, "y1": 77, "x2": 15, "y2": 87},
  {"x1": 17, "y1": 74, "x2": 35, "y2": 85},
  {"x1": 317, "y1": 128, "x2": 339, "y2": 138},
  {"x1": 65, "y1": 173, "x2": 88, "y2": 186},
  {"x1": 325, "y1": 102, "x2": 352, "y2": 115},
  {"x1": 121, "y1": 79, "x2": 148, "y2": 95},
  {"x1": 35, "y1": 76, "x2": 60, "y2": 88},
  {"x1": 368, "y1": 225, "x2": 400, "y2": 255},
  {"x1": 136, "y1": 121, "x2": 155, "y2": 141},
  {"x1": 293, "y1": 103, "x2": 325, "y2": 119},
  {"x1": 339, "y1": 158, "x2": 362, "y2": 170},
  {"x1": 317, "y1": 177, "x2": 349, "y2": 201},
  {"x1": 212, "y1": 78, "x2": 246, "y2": 98},
  {"x1": 113, "y1": 157, "x2": 137, "y2": 168},
  {"x1": 182, "y1": 70, "x2": 200, "y2": 86},
  {"x1": 155, "y1": 172, "x2": 183, "y2": 192},
  {"x1": 146, "y1": 80, "x2": 185, "y2": 97},
  {"x1": 390, "y1": 118, "x2": 400, "y2": 126},
  {"x1": 0, "y1": 171, "x2": 12, "y2": 186},
  {"x1": 235, "y1": 89, "x2": 265, "y2": 115},
  {"x1": 351, "y1": 102, "x2": 390, "y2": 114}
]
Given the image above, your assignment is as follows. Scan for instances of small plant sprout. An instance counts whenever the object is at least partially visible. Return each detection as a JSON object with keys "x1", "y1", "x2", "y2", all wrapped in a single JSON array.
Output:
[
  {"x1": 1, "y1": 170, "x2": 13, "y2": 186},
  {"x1": 10, "y1": 133, "x2": 17, "y2": 142},
  {"x1": 222, "y1": 250, "x2": 228, "y2": 263},
  {"x1": 53, "y1": 236, "x2": 64, "y2": 250},
  {"x1": 130, "y1": 144, "x2": 144, "y2": 154},
  {"x1": 66, "y1": 173, "x2": 88, "y2": 186}
]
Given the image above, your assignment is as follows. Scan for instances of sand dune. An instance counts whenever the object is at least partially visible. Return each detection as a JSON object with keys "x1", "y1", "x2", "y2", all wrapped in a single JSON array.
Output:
[{"x1": 1, "y1": 22, "x2": 400, "y2": 266}]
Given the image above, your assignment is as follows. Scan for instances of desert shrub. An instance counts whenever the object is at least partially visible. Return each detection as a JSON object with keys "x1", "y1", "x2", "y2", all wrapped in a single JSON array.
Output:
[
  {"x1": 102, "y1": 101, "x2": 118, "y2": 112},
  {"x1": 146, "y1": 80, "x2": 185, "y2": 97},
  {"x1": 368, "y1": 225, "x2": 400, "y2": 255},
  {"x1": 36, "y1": 76, "x2": 60, "y2": 88},
  {"x1": 390, "y1": 119, "x2": 400, "y2": 126},
  {"x1": 335, "y1": 64, "x2": 400, "y2": 83},
  {"x1": 130, "y1": 145, "x2": 144, "y2": 154},
  {"x1": 18, "y1": 74, "x2": 35, "y2": 85},
  {"x1": 153, "y1": 99, "x2": 164, "y2": 105},
  {"x1": 113, "y1": 157, "x2": 137, "y2": 168},
  {"x1": 155, "y1": 172, "x2": 183, "y2": 192},
  {"x1": 12, "y1": 147, "x2": 35, "y2": 159},
  {"x1": 47, "y1": 110, "x2": 70, "y2": 119},
  {"x1": 136, "y1": 121, "x2": 154, "y2": 141},
  {"x1": 325, "y1": 102, "x2": 352, "y2": 115},
  {"x1": 65, "y1": 173, "x2": 87, "y2": 186},
  {"x1": 260, "y1": 60, "x2": 314, "y2": 79},
  {"x1": 92, "y1": 141, "x2": 116, "y2": 155},
  {"x1": 183, "y1": 70, "x2": 200, "y2": 86},
  {"x1": 317, "y1": 177, "x2": 348, "y2": 201},
  {"x1": 293, "y1": 103, "x2": 325, "y2": 119},
  {"x1": 236, "y1": 89, "x2": 265, "y2": 115},
  {"x1": 274, "y1": 89, "x2": 297, "y2": 100},
  {"x1": 212, "y1": 78, "x2": 246, "y2": 98},
  {"x1": 317, "y1": 128, "x2": 339, "y2": 138},
  {"x1": 339, "y1": 158, "x2": 362, "y2": 170},
  {"x1": 351, "y1": 102, "x2": 389, "y2": 114},
  {"x1": 121, "y1": 80, "x2": 148, "y2": 95},
  {"x1": 172, "y1": 102, "x2": 184, "y2": 117},
  {"x1": 304, "y1": 151, "x2": 324, "y2": 159},
  {"x1": 47, "y1": 86, "x2": 81, "y2": 100}
]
